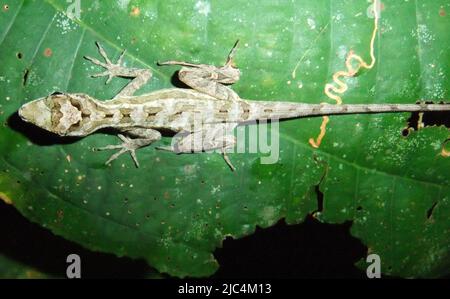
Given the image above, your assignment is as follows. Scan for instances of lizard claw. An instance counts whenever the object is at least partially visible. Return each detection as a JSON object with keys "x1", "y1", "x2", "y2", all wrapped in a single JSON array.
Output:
[{"x1": 96, "y1": 134, "x2": 141, "y2": 167}]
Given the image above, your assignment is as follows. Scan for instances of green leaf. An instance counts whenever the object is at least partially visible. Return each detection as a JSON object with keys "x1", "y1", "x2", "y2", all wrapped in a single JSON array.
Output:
[
  {"x1": 0, "y1": 0, "x2": 448, "y2": 277},
  {"x1": 0, "y1": 254, "x2": 52, "y2": 278}
]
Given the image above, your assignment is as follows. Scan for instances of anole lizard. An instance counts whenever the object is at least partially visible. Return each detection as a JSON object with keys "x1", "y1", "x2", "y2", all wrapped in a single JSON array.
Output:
[{"x1": 18, "y1": 41, "x2": 450, "y2": 170}]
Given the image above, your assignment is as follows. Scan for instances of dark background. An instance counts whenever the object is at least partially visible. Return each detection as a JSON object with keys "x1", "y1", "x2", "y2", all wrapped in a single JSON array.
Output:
[{"x1": 1, "y1": 200, "x2": 374, "y2": 279}]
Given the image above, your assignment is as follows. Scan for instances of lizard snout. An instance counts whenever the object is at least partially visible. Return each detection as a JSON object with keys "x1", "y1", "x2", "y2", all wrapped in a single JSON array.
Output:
[{"x1": 18, "y1": 97, "x2": 53, "y2": 132}]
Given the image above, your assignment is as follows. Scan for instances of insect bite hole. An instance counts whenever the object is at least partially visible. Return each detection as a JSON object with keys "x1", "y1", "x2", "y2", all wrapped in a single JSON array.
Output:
[
  {"x1": 401, "y1": 128, "x2": 411, "y2": 137},
  {"x1": 22, "y1": 69, "x2": 29, "y2": 86},
  {"x1": 403, "y1": 102, "x2": 450, "y2": 136},
  {"x1": 426, "y1": 201, "x2": 438, "y2": 220}
]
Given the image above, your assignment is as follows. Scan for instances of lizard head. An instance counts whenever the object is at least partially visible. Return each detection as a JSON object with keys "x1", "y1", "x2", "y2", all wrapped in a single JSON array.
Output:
[{"x1": 19, "y1": 92, "x2": 94, "y2": 137}]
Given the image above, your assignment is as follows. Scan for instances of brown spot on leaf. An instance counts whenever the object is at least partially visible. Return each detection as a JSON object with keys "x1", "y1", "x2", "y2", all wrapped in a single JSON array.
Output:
[
  {"x1": 56, "y1": 210, "x2": 64, "y2": 222},
  {"x1": 26, "y1": 270, "x2": 45, "y2": 279},
  {"x1": 130, "y1": 6, "x2": 140, "y2": 17},
  {"x1": 163, "y1": 191, "x2": 170, "y2": 199},
  {"x1": 441, "y1": 140, "x2": 450, "y2": 158},
  {"x1": 439, "y1": 8, "x2": 446, "y2": 17},
  {"x1": 43, "y1": 48, "x2": 52, "y2": 57},
  {"x1": 0, "y1": 192, "x2": 13, "y2": 205}
]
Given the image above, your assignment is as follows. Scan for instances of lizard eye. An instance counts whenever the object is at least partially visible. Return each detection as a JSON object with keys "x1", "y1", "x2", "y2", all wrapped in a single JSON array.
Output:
[{"x1": 51, "y1": 91, "x2": 64, "y2": 96}]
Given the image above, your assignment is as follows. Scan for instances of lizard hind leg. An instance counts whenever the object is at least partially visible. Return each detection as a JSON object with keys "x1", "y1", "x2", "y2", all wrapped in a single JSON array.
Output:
[
  {"x1": 96, "y1": 128, "x2": 161, "y2": 168},
  {"x1": 158, "y1": 124, "x2": 238, "y2": 171},
  {"x1": 158, "y1": 40, "x2": 241, "y2": 101},
  {"x1": 177, "y1": 67, "x2": 240, "y2": 101}
]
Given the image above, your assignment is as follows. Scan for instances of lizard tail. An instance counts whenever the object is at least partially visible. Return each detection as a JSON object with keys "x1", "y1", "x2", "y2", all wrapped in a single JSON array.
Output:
[
  {"x1": 245, "y1": 101, "x2": 450, "y2": 120},
  {"x1": 299, "y1": 102, "x2": 450, "y2": 117},
  {"x1": 243, "y1": 101, "x2": 450, "y2": 121}
]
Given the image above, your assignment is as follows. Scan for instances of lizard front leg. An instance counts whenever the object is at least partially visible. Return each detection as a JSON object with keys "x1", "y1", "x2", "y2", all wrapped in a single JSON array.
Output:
[
  {"x1": 96, "y1": 128, "x2": 161, "y2": 167},
  {"x1": 84, "y1": 42, "x2": 152, "y2": 98},
  {"x1": 158, "y1": 40, "x2": 241, "y2": 101},
  {"x1": 158, "y1": 124, "x2": 238, "y2": 171}
]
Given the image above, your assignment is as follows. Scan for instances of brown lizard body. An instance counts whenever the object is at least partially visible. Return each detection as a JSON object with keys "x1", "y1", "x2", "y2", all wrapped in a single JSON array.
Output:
[{"x1": 18, "y1": 41, "x2": 450, "y2": 170}]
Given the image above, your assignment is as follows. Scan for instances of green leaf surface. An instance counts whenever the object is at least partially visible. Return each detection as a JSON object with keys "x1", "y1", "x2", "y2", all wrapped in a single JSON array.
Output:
[
  {"x1": 0, "y1": 0, "x2": 448, "y2": 277},
  {"x1": 0, "y1": 254, "x2": 52, "y2": 278}
]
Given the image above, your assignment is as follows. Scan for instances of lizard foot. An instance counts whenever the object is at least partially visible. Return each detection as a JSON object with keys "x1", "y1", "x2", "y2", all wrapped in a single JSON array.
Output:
[
  {"x1": 84, "y1": 42, "x2": 127, "y2": 84},
  {"x1": 96, "y1": 134, "x2": 141, "y2": 167}
]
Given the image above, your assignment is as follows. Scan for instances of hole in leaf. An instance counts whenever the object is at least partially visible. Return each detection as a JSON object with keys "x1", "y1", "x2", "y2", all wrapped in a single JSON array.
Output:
[
  {"x1": 426, "y1": 201, "x2": 438, "y2": 220},
  {"x1": 403, "y1": 102, "x2": 450, "y2": 134},
  {"x1": 313, "y1": 185, "x2": 324, "y2": 213},
  {"x1": 22, "y1": 69, "x2": 30, "y2": 86},
  {"x1": 213, "y1": 217, "x2": 367, "y2": 278},
  {"x1": 401, "y1": 128, "x2": 411, "y2": 137},
  {"x1": 16, "y1": 52, "x2": 22, "y2": 59}
]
